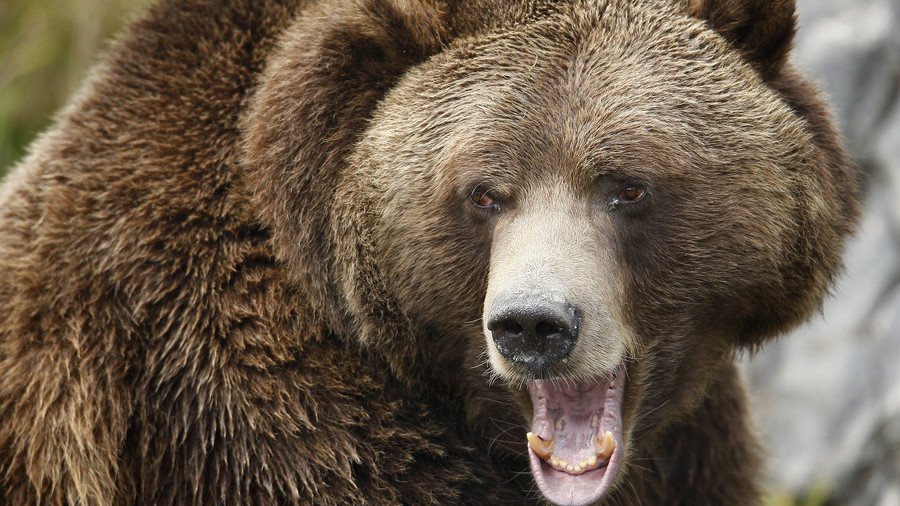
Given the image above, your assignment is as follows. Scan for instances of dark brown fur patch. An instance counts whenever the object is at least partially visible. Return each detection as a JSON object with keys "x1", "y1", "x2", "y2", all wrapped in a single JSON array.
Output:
[{"x1": 687, "y1": 0, "x2": 798, "y2": 78}]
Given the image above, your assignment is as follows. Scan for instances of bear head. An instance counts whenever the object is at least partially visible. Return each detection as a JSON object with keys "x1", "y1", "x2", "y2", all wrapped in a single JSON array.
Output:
[{"x1": 243, "y1": 0, "x2": 858, "y2": 504}]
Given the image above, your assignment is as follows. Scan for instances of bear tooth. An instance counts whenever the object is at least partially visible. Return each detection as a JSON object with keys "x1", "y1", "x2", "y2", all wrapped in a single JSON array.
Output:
[
  {"x1": 588, "y1": 455, "x2": 598, "y2": 467},
  {"x1": 574, "y1": 464, "x2": 583, "y2": 473},
  {"x1": 595, "y1": 431, "x2": 615, "y2": 460},
  {"x1": 526, "y1": 432, "x2": 554, "y2": 460},
  {"x1": 551, "y1": 457, "x2": 560, "y2": 467}
]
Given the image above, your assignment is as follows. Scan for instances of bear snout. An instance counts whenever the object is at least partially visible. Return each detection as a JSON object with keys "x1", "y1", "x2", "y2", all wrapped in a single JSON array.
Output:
[{"x1": 486, "y1": 290, "x2": 580, "y2": 375}]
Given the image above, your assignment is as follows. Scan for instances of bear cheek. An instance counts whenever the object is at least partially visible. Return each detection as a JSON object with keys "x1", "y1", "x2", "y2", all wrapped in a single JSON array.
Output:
[{"x1": 376, "y1": 196, "x2": 491, "y2": 335}]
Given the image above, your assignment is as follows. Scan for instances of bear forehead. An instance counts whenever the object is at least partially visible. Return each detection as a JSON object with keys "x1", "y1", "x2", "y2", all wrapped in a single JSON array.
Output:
[
  {"x1": 365, "y1": 2, "x2": 810, "y2": 187},
  {"x1": 428, "y1": 0, "x2": 761, "y2": 97}
]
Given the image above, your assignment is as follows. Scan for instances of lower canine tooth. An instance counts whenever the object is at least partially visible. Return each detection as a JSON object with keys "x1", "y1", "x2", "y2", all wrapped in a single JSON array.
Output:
[
  {"x1": 595, "y1": 431, "x2": 615, "y2": 460},
  {"x1": 526, "y1": 432, "x2": 554, "y2": 460}
]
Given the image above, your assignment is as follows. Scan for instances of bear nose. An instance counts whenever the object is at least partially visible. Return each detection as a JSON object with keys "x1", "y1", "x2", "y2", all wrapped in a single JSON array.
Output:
[{"x1": 487, "y1": 292, "x2": 580, "y2": 374}]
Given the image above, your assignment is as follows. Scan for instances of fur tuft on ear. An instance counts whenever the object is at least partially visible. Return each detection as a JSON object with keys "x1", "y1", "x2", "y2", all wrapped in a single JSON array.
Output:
[
  {"x1": 242, "y1": 0, "x2": 448, "y2": 329},
  {"x1": 687, "y1": 0, "x2": 796, "y2": 78}
]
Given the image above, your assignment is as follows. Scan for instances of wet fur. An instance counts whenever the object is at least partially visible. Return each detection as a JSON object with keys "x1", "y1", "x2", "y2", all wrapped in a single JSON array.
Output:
[{"x1": 0, "y1": 0, "x2": 858, "y2": 504}]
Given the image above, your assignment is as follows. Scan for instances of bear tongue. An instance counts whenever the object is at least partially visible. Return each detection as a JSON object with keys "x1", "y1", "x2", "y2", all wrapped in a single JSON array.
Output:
[{"x1": 526, "y1": 373, "x2": 625, "y2": 506}]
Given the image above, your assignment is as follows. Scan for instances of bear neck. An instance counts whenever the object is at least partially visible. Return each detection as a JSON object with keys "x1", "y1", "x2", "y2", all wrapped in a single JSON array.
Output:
[{"x1": 620, "y1": 361, "x2": 763, "y2": 503}]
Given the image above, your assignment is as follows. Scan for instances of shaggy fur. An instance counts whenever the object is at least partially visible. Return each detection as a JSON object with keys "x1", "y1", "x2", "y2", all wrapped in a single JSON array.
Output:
[{"x1": 0, "y1": 0, "x2": 858, "y2": 504}]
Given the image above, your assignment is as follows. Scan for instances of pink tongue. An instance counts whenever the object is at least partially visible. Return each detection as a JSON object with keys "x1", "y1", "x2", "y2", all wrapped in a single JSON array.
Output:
[{"x1": 527, "y1": 375, "x2": 625, "y2": 506}]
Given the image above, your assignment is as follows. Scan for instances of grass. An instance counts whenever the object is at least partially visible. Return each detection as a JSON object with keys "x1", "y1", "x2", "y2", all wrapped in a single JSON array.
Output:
[
  {"x1": 0, "y1": 0, "x2": 150, "y2": 175},
  {"x1": 765, "y1": 485, "x2": 831, "y2": 506}
]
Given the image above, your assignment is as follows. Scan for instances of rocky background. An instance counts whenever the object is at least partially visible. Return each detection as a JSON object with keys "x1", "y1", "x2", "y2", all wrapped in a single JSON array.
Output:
[
  {"x1": 0, "y1": 0, "x2": 897, "y2": 504},
  {"x1": 744, "y1": 0, "x2": 900, "y2": 504}
]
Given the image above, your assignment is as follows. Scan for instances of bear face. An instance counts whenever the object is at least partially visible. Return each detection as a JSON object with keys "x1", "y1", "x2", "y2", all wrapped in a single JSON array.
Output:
[
  {"x1": 336, "y1": 6, "x2": 853, "y2": 505},
  {"x1": 242, "y1": 0, "x2": 857, "y2": 504}
]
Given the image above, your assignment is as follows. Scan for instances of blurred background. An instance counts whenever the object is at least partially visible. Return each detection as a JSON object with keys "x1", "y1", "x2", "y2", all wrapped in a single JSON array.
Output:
[
  {"x1": 0, "y1": 0, "x2": 897, "y2": 504},
  {"x1": 0, "y1": 0, "x2": 149, "y2": 170}
]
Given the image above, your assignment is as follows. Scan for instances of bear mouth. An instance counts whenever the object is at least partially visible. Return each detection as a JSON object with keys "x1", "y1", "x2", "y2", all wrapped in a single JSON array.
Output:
[{"x1": 526, "y1": 366, "x2": 625, "y2": 506}]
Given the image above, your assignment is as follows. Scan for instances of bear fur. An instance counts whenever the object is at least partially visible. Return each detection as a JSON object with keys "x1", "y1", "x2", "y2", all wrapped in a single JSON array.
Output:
[{"x1": 0, "y1": 0, "x2": 859, "y2": 504}]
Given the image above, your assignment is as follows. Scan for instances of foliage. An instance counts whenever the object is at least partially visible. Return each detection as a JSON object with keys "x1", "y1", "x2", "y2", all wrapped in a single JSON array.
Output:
[
  {"x1": 765, "y1": 485, "x2": 831, "y2": 506},
  {"x1": 0, "y1": 0, "x2": 149, "y2": 174}
]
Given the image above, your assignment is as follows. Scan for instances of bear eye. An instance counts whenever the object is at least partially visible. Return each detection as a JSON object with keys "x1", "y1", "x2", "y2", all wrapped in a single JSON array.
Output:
[
  {"x1": 618, "y1": 186, "x2": 646, "y2": 203},
  {"x1": 470, "y1": 187, "x2": 500, "y2": 210},
  {"x1": 607, "y1": 184, "x2": 649, "y2": 211}
]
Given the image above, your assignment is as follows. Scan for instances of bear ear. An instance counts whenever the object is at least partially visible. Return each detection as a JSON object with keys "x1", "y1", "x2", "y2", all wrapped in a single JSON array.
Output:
[
  {"x1": 686, "y1": 0, "x2": 796, "y2": 78},
  {"x1": 242, "y1": 0, "x2": 448, "y2": 325}
]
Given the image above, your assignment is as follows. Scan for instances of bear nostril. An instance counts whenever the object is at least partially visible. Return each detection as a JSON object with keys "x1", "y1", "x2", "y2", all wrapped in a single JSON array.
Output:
[
  {"x1": 535, "y1": 321, "x2": 560, "y2": 339},
  {"x1": 496, "y1": 320, "x2": 524, "y2": 335}
]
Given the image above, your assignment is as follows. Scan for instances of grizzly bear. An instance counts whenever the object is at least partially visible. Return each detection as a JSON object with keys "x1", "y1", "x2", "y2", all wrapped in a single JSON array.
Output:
[{"x1": 0, "y1": 0, "x2": 859, "y2": 504}]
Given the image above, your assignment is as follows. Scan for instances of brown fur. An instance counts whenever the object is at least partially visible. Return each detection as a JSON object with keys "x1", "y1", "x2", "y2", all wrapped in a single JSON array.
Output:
[{"x1": 0, "y1": 0, "x2": 859, "y2": 504}]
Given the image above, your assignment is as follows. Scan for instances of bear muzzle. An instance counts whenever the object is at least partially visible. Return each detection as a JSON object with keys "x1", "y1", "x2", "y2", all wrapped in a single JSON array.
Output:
[{"x1": 486, "y1": 290, "x2": 580, "y2": 376}]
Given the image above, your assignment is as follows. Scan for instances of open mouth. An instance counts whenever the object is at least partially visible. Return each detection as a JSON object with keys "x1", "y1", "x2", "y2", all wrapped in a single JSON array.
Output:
[{"x1": 525, "y1": 366, "x2": 625, "y2": 506}]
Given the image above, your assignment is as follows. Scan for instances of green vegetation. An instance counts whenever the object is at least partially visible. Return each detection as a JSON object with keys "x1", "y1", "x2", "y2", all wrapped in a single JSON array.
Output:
[
  {"x1": 766, "y1": 485, "x2": 831, "y2": 506},
  {"x1": 0, "y1": 0, "x2": 149, "y2": 174}
]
